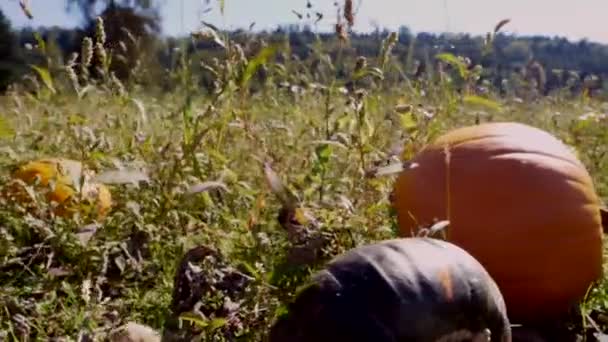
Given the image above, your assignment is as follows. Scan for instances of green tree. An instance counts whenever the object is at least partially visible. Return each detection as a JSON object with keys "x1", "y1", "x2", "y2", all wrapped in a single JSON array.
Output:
[
  {"x1": 0, "y1": 9, "x2": 18, "y2": 91},
  {"x1": 65, "y1": 0, "x2": 163, "y2": 84},
  {"x1": 83, "y1": 2, "x2": 162, "y2": 81},
  {"x1": 66, "y1": 0, "x2": 159, "y2": 23}
]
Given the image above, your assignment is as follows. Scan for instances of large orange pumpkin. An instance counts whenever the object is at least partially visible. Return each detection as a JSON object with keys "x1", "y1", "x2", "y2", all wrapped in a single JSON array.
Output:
[
  {"x1": 391, "y1": 121, "x2": 604, "y2": 324},
  {"x1": 2, "y1": 158, "x2": 112, "y2": 221}
]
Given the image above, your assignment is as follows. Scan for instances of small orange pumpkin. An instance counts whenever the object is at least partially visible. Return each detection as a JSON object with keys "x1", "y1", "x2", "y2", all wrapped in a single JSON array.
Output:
[
  {"x1": 391, "y1": 122, "x2": 604, "y2": 323},
  {"x1": 3, "y1": 158, "x2": 112, "y2": 221}
]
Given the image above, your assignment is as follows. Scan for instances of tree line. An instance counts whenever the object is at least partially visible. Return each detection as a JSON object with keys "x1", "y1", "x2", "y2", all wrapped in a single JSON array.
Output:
[{"x1": 1, "y1": 0, "x2": 608, "y2": 97}]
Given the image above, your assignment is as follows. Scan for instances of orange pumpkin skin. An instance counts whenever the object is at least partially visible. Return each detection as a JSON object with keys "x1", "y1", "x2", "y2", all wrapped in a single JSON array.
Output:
[
  {"x1": 391, "y1": 122, "x2": 604, "y2": 324},
  {"x1": 3, "y1": 158, "x2": 112, "y2": 221}
]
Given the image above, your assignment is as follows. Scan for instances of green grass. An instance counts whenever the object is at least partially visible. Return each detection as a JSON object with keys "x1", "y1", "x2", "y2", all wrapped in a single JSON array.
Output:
[{"x1": 1, "y1": 21, "x2": 608, "y2": 341}]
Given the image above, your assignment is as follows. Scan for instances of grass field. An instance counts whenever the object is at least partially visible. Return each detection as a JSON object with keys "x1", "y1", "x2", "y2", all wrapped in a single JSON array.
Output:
[{"x1": 2, "y1": 17, "x2": 608, "y2": 341}]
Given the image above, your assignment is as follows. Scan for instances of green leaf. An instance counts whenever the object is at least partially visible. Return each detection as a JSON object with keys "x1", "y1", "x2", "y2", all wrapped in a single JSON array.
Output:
[
  {"x1": 219, "y1": 0, "x2": 225, "y2": 15},
  {"x1": 352, "y1": 66, "x2": 384, "y2": 81},
  {"x1": 179, "y1": 312, "x2": 210, "y2": 328},
  {"x1": 315, "y1": 143, "x2": 333, "y2": 163},
  {"x1": 178, "y1": 313, "x2": 227, "y2": 331},
  {"x1": 67, "y1": 114, "x2": 87, "y2": 125},
  {"x1": 399, "y1": 112, "x2": 418, "y2": 132},
  {"x1": 239, "y1": 45, "x2": 278, "y2": 88},
  {"x1": 29, "y1": 65, "x2": 56, "y2": 94},
  {"x1": 435, "y1": 52, "x2": 467, "y2": 79},
  {"x1": 463, "y1": 95, "x2": 502, "y2": 111},
  {"x1": 0, "y1": 117, "x2": 14, "y2": 139},
  {"x1": 33, "y1": 32, "x2": 46, "y2": 54},
  {"x1": 208, "y1": 149, "x2": 229, "y2": 164},
  {"x1": 209, "y1": 318, "x2": 228, "y2": 331}
]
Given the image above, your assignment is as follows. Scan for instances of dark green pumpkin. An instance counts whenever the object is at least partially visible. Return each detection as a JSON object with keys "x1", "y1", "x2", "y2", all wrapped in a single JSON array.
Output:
[{"x1": 269, "y1": 238, "x2": 512, "y2": 342}]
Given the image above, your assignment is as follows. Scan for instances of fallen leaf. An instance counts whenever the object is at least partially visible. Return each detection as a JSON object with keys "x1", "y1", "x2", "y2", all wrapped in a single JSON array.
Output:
[
  {"x1": 186, "y1": 181, "x2": 229, "y2": 195},
  {"x1": 48, "y1": 267, "x2": 71, "y2": 278},
  {"x1": 75, "y1": 223, "x2": 101, "y2": 246},
  {"x1": 93, "y1": 169, "x2": 150, "y2": 185},
  {"x1": 110, "y1": 322, "x2": 161, "y2": 342}
]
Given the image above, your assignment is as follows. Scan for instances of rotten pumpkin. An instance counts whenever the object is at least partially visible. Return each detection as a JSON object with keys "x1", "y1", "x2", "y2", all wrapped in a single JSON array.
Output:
[{"x1": 269, "y1": 237, "x2": 512, "y2": 342}]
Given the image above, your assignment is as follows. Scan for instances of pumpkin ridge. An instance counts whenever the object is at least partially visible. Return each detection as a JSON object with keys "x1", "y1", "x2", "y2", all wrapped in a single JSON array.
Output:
[
  {"x1": 313, "y1": 269, "x2": 343, "y2": 292},
  {"x1": 444, "y1": 138, "x2": 584, "y2": 170},
  {"x1": 453, "y1": 156, "x2": 594, "y2": 196},
  {"x1": 486, "y1": 150, "x2": 586, "y2": 171},
  {"x1": 349, "y1": 247, "x2": 405, "y2": 301},
  {"x1": 436, "y1": 122, "x2": 572, "y2": 147},
  {"x1": 437, "y1": 132, "x2": 510, "y2": 147}
]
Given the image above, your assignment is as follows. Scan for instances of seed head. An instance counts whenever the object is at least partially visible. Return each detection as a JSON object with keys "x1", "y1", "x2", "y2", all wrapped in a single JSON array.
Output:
[
  {"x1": 388, "y1": 31, "x2": 398, "y2": 45},
  {"x1": 233, "y1": 44, "x2": 247, "y2": 64},
  {"x1": 335, "y1": 23, "x2": 348, "y2": 42},
  {"x1": 95, "y1": 42, "x2": 107, "y2": 67},
  {"x1": 110, "y1": 72, "x2": 126, "y2": 97},
  {"x1": 95, "y1": 17, "x2": 106, "y2": 45},
  {"x1": 67, "y1": 52, "x2": 79, "y2": 66},
  {"x1": 344, "y1": 0, "x2": 354, "y2": 27},
  {"x1": 65, "y1": 64, "x2": 80, "y2": 92},
  {"x1": 81, "y1": 37, "x2": 93, "y2": 69},
  {"x1": 355, "y1": 56, "x2": 367, "y2": 72}
]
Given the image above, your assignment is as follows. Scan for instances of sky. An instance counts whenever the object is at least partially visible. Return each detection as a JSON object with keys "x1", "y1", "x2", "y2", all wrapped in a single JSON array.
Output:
[{"x1": 1, "y1": 0, "x2": 608, "y2": 44}]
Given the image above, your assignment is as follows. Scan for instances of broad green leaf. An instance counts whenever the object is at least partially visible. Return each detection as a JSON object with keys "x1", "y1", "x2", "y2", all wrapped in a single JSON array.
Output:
[
  {"x1": 0, "y1": 117, "x2": 14, "y2": 139},
  {"x1": 33, "y1": 32, "x2": 45, "y2": 54},
  {"x1": 399, "y1": 112, "x2": 418, "y2": 132},
  {"x1": 435, "y1": 52, "x2": 467, "y2": 79},
  {"x1": 179, "y1": 312, "x2": 228, "y2": 331},
  {"x1": 209, "y1": 318, "x2": 227, "y2": 331},
  {"x1": 463, "y1": 95, "x2": 502, "y2": 111},
  {"x1": 315, "y1": 143, "x2": 332, "y2": 163},
  {"x1": 352, "y1": 66, "x2": 384, "y2": 81},
  {"x1": 208, "y1": 149, "x2": 229, "y2": 164},
  {"x1": 239, "y1": 45, "x2": 277, "y2": 88},
  {"x1": 68, "y1": 114, "x2": 87, "y2": 125},
  {"x1": 30, "y1": 65, "x2": 56, "y2": 94},
  {"x1": 179, "y1": 312, "x2": 210, "y2": 328}
]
